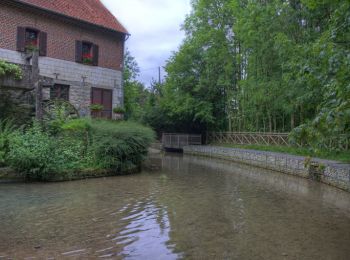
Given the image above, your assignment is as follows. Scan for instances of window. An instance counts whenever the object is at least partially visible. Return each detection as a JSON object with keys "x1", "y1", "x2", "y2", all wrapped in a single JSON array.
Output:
[
  {"x1": 76, "y1": 41, "x2": 99, "y2": 66},
  {"x1": 17, "y1": 27, "x2": 47, "y2": 56},
  {"x1": 25, "y1": 29, "x2": 38, "y2": 51},
  {"x1": 50, "y1": 84, "x2": 70, "y2": 101},
  {"x1": 82, "y1": 42, "x2": 93, "y2": 65}
]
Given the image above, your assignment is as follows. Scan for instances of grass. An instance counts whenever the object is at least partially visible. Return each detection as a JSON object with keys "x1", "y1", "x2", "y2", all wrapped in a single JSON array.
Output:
[{"x1": 211, "y1": 143, "x2": 350, "y2": 163}]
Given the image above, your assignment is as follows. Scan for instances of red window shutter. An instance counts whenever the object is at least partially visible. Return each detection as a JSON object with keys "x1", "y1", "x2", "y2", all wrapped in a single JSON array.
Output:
[
  {"x1": 91, "y1": 88, "x2": 112, "y2": 119},
  {"x1": 39, "y1": 31, "x2": 47, "y2": 56},
  {"x1": 92, "y1": 44, "x2": 99, "y2": 66},
  {"x1": 91, "y1": 88, "x2": 102, "y2": 104},
  {"x1": 102, "y1": 89, "x2": 112, "y2": 110},
  {"x1": 16, "y1": 27, "x2": 26, "y2": 52},
  {"x1": 75, "y1": 41, "x2": 83, "y2": 63}
]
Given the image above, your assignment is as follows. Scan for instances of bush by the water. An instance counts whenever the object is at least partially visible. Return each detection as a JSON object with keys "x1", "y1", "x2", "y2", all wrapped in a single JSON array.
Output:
[
  {"x1": 6, "y1": 119, "x2": 155, "y2": 180},
  {"x1": 0, "y1": 119, "x2": 17, "y2": 167},
  {"x1": 88, "y1": 120, "x2": 154, "y2": 171}
]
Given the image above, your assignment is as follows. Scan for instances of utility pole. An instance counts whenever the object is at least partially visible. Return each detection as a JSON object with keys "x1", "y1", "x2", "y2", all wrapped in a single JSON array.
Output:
[{"x1": 158, "y1": 66, "x2": 161, "y2": 85}]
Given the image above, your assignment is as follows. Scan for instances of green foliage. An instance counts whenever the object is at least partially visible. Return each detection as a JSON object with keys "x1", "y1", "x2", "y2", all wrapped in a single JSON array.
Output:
[
  {"x1": 142, "y1": 0, "x2": 350, "y2": 150},
  {"x1": 0, "y1": 60, "x2": 22, "y2": 80},
  {"x1": 90, "y1": 104, "x2": 104, "y2": 111},
  {"x1": 6, "y1": 119, "x2": 155, "y2": 180},
  {"x1": 61, "y1": 118, "x2": 91, "y2": 132},
  {"x1": 123, "y1": 50, "x2": 149, "y2": 121},
  {"x1": 0, "y1": 119, "x2": 17, "y2": 166},
  {"x1": 43, "y1": 100, "x2": 80, "y2": 134},
  {"x1": 8, "y1": 122, "x2": 86, "y2": 180},
  {"x1": 113, "y1": 107, "x2": 126, "y2": 114},
  {"x1": 89, "y1": 120, "x2": 155, "y2": 170}
]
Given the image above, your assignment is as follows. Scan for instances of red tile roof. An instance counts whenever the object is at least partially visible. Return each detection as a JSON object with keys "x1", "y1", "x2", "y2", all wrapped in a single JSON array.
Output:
[{"x1": 17, "y1": 0, "x2": 128, "y2": 34}]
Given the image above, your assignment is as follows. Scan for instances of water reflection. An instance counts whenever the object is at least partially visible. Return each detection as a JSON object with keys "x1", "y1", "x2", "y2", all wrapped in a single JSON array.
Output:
[
  {"x1": 0, "y1": 153, "x2": 349, "y2": 259},
  {"x1": 114, "y1": 197, "x2": 179, "y2": 259}
]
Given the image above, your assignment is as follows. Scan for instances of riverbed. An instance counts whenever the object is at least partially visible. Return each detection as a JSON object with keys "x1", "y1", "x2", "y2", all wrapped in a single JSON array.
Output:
[{"x1": 1, "y1": 153, "x2": 350, "y2": 259}]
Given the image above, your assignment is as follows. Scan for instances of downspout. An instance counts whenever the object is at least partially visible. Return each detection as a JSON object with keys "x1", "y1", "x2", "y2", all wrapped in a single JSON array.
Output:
[{"x1": 120, "y1": 33, "x2": 130, "y2": 107}]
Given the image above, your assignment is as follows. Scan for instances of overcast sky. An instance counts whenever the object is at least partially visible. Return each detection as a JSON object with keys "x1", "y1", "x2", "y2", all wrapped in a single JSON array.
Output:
[{"x1": 101, "y1": 0, "x2": 192, "y2": 86}]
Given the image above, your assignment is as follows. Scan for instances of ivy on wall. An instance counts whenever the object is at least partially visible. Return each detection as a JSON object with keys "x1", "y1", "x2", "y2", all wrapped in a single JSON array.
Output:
[{"x1": 0, "y1": 60, "x2": 22, "y2": 80}]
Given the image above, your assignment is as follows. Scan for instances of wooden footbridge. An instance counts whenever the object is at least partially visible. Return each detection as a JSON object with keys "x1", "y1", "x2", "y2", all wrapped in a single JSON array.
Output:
[{"x1": 162, "y1": 133, "x2": 202, "y2": 150}]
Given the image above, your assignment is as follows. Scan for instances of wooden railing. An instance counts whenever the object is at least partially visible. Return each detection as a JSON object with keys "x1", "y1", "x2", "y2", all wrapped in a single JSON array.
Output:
[
  {"x1": 162, "y1": 133, "x2": 202, "y2": 149},
  {"x1": 207, "y1": 132, "x2": 349, "y2": 150},
  {"x1": 207, "y1": 132, "x2": 293, "y2": 146}
]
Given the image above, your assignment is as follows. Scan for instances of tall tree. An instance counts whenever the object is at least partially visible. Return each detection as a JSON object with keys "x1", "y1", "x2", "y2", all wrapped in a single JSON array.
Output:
[
  {"x1": 123, "y1": 50, "x2": 148, "y2": 121},
  {"x1": 143, "y1": 0, "x2": 350, "y2": 148}
]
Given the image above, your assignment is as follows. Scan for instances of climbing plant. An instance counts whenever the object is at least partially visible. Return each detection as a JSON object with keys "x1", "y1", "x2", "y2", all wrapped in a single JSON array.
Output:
[
  {"x1": 0, "y1": 60, "x2": 28, "y2": 123},
  {"x1": 0, "y1": 60, "x2": 22, "y2": 80}
]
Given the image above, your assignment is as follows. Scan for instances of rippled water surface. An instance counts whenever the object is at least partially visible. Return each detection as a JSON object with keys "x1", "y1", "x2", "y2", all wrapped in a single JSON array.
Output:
[{"x1": 1, "y1": 154, "x2": 350, "y2": 259}]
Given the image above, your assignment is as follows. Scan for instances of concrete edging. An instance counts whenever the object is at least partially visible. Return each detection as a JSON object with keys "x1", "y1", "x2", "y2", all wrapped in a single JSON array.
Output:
[{"x1": 183, "y1": 145, "x2": 350, "y2": 192}]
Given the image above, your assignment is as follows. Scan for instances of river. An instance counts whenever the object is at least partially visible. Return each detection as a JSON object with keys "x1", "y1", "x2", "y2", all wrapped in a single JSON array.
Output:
[{"x1": 0, "y1": 153, "x2": 350, "y2": 259}]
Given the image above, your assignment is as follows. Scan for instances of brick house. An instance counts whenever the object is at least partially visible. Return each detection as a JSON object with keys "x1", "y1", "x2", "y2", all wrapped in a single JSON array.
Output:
[{"x1": 0, "y1": 0, "x2": 128, "y2": 119}]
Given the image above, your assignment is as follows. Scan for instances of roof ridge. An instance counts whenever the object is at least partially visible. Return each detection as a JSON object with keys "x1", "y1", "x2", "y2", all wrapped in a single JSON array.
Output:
[{"x1": 16, "y1": 0, "x2": 129, "y2": 34}]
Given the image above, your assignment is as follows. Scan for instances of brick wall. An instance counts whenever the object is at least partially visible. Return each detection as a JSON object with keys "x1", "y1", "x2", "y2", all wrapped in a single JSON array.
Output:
[{"x1": 0, "y1": 3, "x2": 124, "y2": 71}]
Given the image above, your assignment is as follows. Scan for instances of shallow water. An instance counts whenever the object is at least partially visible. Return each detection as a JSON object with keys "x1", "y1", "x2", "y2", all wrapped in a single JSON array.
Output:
[{"x1": 0, "y1": 153, "x2": 350, "y2": 259}]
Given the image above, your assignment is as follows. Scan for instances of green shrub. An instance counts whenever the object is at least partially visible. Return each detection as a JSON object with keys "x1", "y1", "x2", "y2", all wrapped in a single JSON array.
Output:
[
  {"x1": 0, "y1": 60, "x2": 22, "y2": 80},
  {"x1": 7, "y1": 123, "x2": 87, "y2": 180},
  {"x1": 0, "y1": 119, "x2": 17, "y2": 166},
  {"x1": 61, "y1": 118, "x2": 91, "y2": 132},
  {"x1": 88, "y1": 120, "x2": 155, "y2": 170},
  {"x1": 43, "y1": 100, "x2": 80, "y2": 135},
  {"x1": 7, "y1": 119, "x2": 155, "y2": 180},
  {"x1": 113, "y1": 107, "x2": 126, "y2": 114},
  {"x1": 90, "y1": 104, "x2": 104, "y2": 111}
]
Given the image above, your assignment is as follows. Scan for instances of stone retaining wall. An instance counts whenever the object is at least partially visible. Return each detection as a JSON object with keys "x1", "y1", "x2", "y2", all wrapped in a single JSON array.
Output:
[{"x1": 183, "y1": 145, "x2": 350, "y2": 192}]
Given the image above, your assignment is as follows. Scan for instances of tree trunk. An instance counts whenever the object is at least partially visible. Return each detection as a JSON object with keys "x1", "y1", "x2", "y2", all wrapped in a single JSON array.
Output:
[
  {"x1": 291, "y1": 113, "x2": 295, "y2": 130},
  {"x1": 268, "y1": 113, "x2": 272, "y2": 132},
  {"x1": 300, "y1": 105, "x2": 304, "y2": 125},
  {"x1": 228, "y1": 115, "x2": 232, "y2": 132}
]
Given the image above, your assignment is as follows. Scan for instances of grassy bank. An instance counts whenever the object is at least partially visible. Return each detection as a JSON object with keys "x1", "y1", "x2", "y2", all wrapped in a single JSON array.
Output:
[
  {"x1": 0, "y1": 119, "x2": 155, "y2": 181},
  {"x1": 211, "y1": 143, "x2": 350, "y2": 163}
]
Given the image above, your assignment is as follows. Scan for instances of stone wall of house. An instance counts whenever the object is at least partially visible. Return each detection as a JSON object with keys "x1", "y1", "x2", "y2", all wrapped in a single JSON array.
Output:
[
  {"x1": 0, "y1": 2, "x2": 125, "y2": 71},
  {"x1": 39, "y1": 56, "x2": 123, "y2": 115},
  {"x1": 183, "y1": 145, "x2": 350, "y2": 192},
  {"x1": 0, "y1": 48, "x2": 123, "y2": 116},
  {"x1": 0, "y1": 86, "x2": 35, "y2": 122},
  {"x1": 0, "y1": 61, "x2": 32, "y2": 89}
]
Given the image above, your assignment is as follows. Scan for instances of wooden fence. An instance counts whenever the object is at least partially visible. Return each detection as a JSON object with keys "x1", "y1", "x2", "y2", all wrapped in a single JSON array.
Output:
[
  {"x1": 207, "y1": 132, "x2": 349, "y2": 150},
  {"x1": 162, "y1": 133, "x2": 202, "y2": 149},
  {"x1": 207, "y1": 132, "x2": 291, "y2": 146}
]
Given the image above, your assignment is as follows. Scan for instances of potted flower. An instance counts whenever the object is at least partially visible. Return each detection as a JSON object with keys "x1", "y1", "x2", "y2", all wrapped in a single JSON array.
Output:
[
  {"x1": 25, "y1": 39, "x2": 39, "y2": 53},
  {"x1": 82, "y1": 53, "x2": 93, "y2": 65},
  {"x1": 113, "y1": 107, "x2": 125, "y2": 120},
  {"x1": 90, "y1": 104, "x2": 104, "y2": 118},
  {"x1": 90, "y1": 104, "x2": 104, "y2": 111}
]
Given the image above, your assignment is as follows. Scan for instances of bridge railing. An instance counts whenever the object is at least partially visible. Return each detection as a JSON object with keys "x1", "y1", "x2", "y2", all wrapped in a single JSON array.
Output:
[{"x1": 162, "y1": 133, "x2": 202, "y2": 149}]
